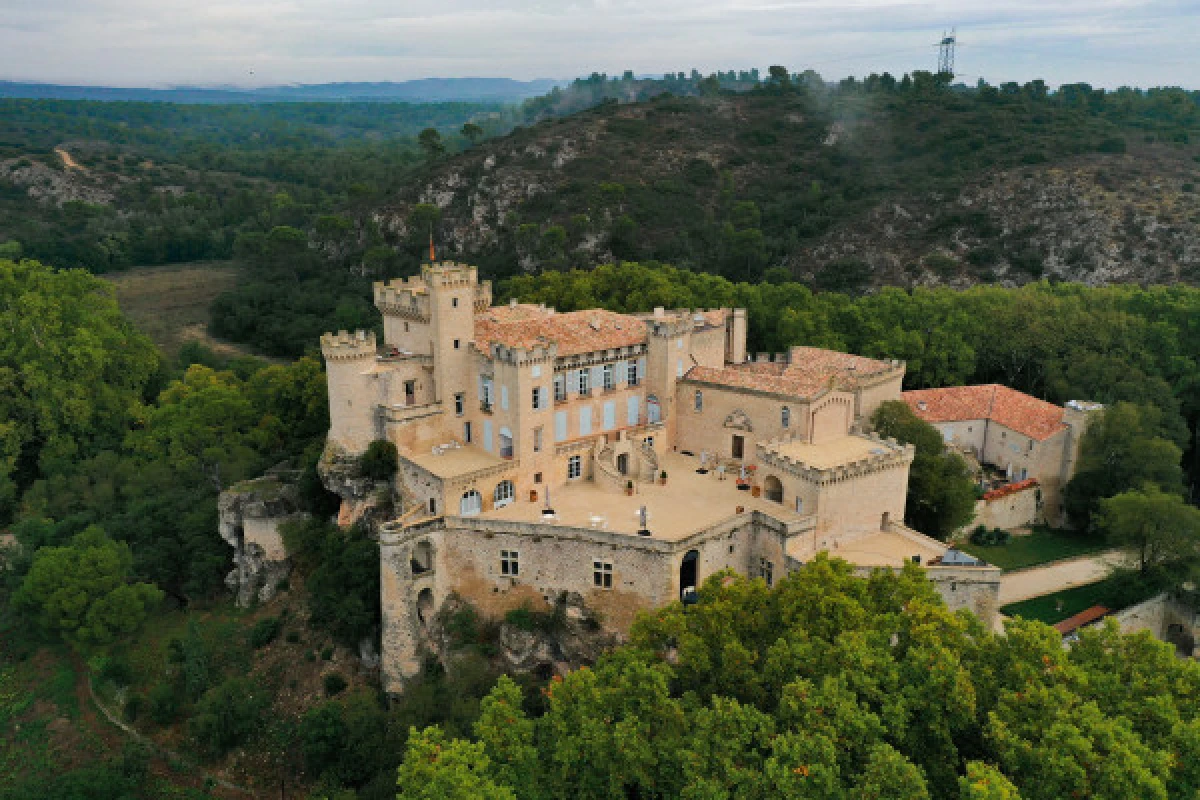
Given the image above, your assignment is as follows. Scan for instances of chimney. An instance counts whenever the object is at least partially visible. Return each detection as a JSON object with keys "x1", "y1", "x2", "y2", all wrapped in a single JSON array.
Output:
[{"x1": 653, "y1": 307, "x2": 665, "y2": 319}]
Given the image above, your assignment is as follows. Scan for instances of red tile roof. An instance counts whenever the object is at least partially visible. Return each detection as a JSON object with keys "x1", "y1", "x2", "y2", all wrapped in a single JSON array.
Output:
[
  {"x1": 1054, "y1": 605, "x2": 1110, "y2": 635},
  {"x1": 982, "y1": 478, "x2": 1038, "y2": 502},
  {"x1": 902, "y1": 385, "x2": 1068, "y2": 441},
  {"x1": 685, "y1": 348, "x2": 896, "y2": 399},
  {"x1": 474, "y1": 307, "x2": 647, "y2": 357}
]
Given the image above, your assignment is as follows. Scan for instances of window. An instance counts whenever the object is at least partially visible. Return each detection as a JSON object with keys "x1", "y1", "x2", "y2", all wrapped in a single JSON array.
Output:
[
  {"x1": 1028, "y1": 439, "x2": 1035, "y2": 452},
  {"x1": 501, "y1": 550, "x2": 519, "y2": 576},
  {"x1": 532, "y1": 365, "x2": 542, "y2": 378},
  {"x1": 627, "y1": 361, "x2": 639, "y2": 386},
  {"x1": 500, "y1": 385, "x2": 509, "y2": 411},
  {"x1": 554, "y1": 374, "x2": 567, "y2": 402},
  {"x1": 795, "y1": 497, "x2": 804, "y2": 514},
  {"x1": 579, "y1": 407, "x2": 592, "y2": 436},
  {"x1": 464, "y1": 421, "x2": 472, "y2": 443},
  {"x1": 428, "y1": 498, "x2": 436, "y2": 514},
  {"x1": 677, "y1": 339, "x2": 683, "y2": 350},
  {"x1": 533, "y1": 426, "x2": 543, "y2": 452},
  {"x1": 452, "y1": 297, "x2": 459, "y2": 307},
  {"x1": 759, "y1": 558, "x2": 774, "y2": 587},
  {"x1": 453, "y1": 339, "x2": 461, "y2": 349},
  {"x1": 404, "y1": 322, "x2": 410, "y2": 332},
  {"x1": 694, "y1": 390, "x2": 703, "y2": 411},
  {"x1": 554, "y1": 410, "x2": 567, "y2": 442},
  {"x1": 602, "y1": 364, "x2": 614, "y2": 390},
  {"x1": 455, "y1": 392, "x2": 464, "y2": 416},
  {"x1": 460, "y1": 490, "x2": 482, "y2": 516},
  {"x1": 532, "y1": 386, "x2": 544, "y2": 410},
  {"x1": 577, "y1": 369, "x2": 590, "y2": 395},
  {"x1": 677, "y1": 358, "x2": 684, "y2": 378},
  {"x1": 534, "y1": 472, "x2": 543, "y2": 484},
  {"x1": 567, "y1": 455, "x2": 582, "y2": 480},
  {"x1": 494, "y1": 480, "x2": 514, "y2": 508},
  {"x1": 481, "y1": 378, "x2": 493, "y2": 409},
  {"x1": 781, "y1": 406, "x2": 790, "y2": 428},
  {"x1": 499, "y1": 427, "x2": 514, "y2": 459},
  {"x1": 593, "y1": 560, "x2": 613, "y2": 589}
]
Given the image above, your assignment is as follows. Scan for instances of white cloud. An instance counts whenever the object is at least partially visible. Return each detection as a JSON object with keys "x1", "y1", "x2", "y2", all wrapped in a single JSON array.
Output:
[{"x1": 0, "y1": 0, "x2": 1194, "y2": 88}]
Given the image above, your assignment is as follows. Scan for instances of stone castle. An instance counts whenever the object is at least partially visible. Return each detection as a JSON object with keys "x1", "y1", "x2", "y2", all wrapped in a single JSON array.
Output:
[{"x1": 319, "y1": 261, "x2": 1094, "y2": 691}]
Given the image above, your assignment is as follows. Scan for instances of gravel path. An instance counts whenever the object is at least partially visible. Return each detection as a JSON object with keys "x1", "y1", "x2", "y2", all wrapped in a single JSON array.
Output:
[{"x1": 997, "y1": 549, "x2": 1127, "y2": 606}]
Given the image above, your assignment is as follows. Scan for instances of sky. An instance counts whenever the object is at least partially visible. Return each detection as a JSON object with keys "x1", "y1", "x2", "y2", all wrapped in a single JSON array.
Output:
[{"x1": 0, "y1": 0, "x2": 1197, "y2": 90}]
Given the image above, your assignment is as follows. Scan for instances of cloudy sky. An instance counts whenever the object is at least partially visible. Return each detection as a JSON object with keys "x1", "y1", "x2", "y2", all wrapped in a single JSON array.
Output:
[{"x1": 1, "y1": 0, "x2": 1196, "y2": 89}]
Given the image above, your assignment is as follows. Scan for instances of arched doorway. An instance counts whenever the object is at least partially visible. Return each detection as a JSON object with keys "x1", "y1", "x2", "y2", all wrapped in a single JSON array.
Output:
[
  {"x1": 616, "y1": 453, "x2": 629, "y2": 475},
  {"x1": 460, "y1": 490, "x2": 482, "y2": 516},
  {"x1": 764, "y1": 475, "x2": 783, "y2": 503},
  {"x1": 647, "y1": 395, "x2": 661, "y2": 424},
  {"x1": 493, "y1": 480, "x2": 515, "y2": 508},
  {"x1": 412, "y1": 540, "x2": 433, "y2": 574},
  {"x1": 680, "y1": 549, "x2": 700, "y2": 600},
  {"x1": 416, "y1": 588, "x2": 434, "y2": 627}
]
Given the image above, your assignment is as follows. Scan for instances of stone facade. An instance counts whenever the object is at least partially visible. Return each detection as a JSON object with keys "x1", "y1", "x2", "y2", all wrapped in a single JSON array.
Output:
[{"x1": 322, "y1": 260, "x2": 1005, "y2": 691}]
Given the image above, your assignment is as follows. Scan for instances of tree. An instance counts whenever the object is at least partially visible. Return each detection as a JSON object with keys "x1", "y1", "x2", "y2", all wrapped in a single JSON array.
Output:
[
  {"x1": 417, "y1": 128, "x2": 446, "y2": 159},
  {"x1": 1065, "y1": 403, "x2": 1184, "y2": 530},
  {"x1": 767, "y1": 65, "x2": 792, "y2": 88},
  {"x1": 959, "y1": 762, "x2": 1023, "y2": 799},
  {"x1": 396, "y1": 726, "x2": 515, "y2": 800},
  {"x1": 474, "y1": 676, "x2": 541, "y2": 797},
  {"x1": 360, "y1": 439, "x2": 398, "y2": 481},
  {"x1": 460, "y1": 123, "x2": 484, "y2": 145},
  {"x1": 14, "y1": 526, "x2": 162, "y2": 650},
  {"x1": 849, "y1": 744, "x2": 931, "y2": 799},
  {"x1": 871, "y1": 400, "x2": 976, "y2": 538},
  {"x1": 189, "y1": 676, "x2": 271, "y2": 761},
  {"x1": 1098, "y1": 486, "x2": 1200, "y2": 577}
]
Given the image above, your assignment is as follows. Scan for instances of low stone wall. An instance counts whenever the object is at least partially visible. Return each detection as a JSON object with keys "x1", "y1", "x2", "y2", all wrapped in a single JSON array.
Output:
[
  {"x1": 973, "y1": 482, "x2": 1040, "y2": 530},
  {"x1": 1113, "y1": 593, "x2": 1167, "y2": 638}
]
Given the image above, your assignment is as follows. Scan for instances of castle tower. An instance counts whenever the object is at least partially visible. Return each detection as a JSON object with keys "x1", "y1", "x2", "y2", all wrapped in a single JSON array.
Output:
[
  {"x1": 644, "y1": 308, "x2": 694, "y2": 442},
  {"x1": 321, "y1": 330, "x2": 381, "y2": 453},
  {"x1": 424, "y1": 262, "x2": 482, "y2": 406}
]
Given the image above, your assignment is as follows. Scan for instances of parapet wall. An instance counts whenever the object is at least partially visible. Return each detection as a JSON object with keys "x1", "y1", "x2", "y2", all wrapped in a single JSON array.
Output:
[{"x1": 320, "y1": 329, "x2": 377, "y2": 360}]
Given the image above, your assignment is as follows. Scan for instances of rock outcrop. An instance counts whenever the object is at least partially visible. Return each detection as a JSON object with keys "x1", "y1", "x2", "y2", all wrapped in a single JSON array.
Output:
[
  {"x1": 319, "y1": 442, "x2": 398, "y2": 528},
  {"x1": 218, "y1": 472, "x2": 306, "y2": 607}
]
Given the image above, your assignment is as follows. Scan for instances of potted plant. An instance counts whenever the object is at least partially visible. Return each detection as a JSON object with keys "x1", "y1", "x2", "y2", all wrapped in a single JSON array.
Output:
[
  {"x1": 751, "y1": 485, "x2": 761, "y2": 498},
  {"x1": 659, "y1": 470, "x2": 668, "y2": 485},
  {"x1": 625, "y1": 480, "x2": 635, "y2": 496}
]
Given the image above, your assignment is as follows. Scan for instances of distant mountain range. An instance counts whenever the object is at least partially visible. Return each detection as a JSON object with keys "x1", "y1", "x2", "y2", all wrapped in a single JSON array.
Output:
[{"x1": 0, "y1": 77, "x2": 566, "y2": 104}]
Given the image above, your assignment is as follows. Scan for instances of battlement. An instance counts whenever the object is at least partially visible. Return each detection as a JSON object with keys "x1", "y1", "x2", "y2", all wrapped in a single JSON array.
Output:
[
  {"x1": 375, "y1": 280, "x2": 431, "y2": 320},
  {"x1": 758, "y1": 432, "x2": 914, "y2": 486},
  {"x1": 321, "y1": 330, "x2": 377, "y2": 361},
  {"x1": 489, "y1": 341, "x2": 559, "y2": 366},
  {"x1": 421, "y1": 261, "x2": 478, "y2": 288}
]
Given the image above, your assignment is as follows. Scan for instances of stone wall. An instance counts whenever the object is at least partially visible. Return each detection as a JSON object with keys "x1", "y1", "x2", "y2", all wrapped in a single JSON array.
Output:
[{"x1": 973, "y1": 482, "x2": 1040, "y2": 530}]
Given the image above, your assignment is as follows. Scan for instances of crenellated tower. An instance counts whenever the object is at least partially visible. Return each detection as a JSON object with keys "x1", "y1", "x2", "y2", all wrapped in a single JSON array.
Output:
[{"x1": 320, "y1": 330, "x2": 381, "y2": 453}]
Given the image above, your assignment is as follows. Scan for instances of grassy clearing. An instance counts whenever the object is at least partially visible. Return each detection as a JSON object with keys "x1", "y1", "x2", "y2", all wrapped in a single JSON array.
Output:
[
  {"x1": 958, "y1": 526, "x2": 1109, "y2": 571},
  {"x1": 1001, "y1": 573, "x2": 1161, "y2": 625},
  {"x1": 102, "y1": 261, "x2": 259, "y2": 359}
]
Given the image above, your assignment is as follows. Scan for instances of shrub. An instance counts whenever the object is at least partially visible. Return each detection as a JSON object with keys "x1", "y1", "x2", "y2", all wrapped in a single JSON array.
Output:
[
  {"x1": 123, "y1": 693, "x2": 144, "y2": 723},
  {"x1": 250, "y1": 616, "x2": 282, "y2": 649},
  {"x1": 286, "y1": 630, "x2": 301, "y2": 644},
  {"x1": 359, "y1": 440, "x2": 398, "y2": 481},
  {"x1": 321, "y1": 646, "x2": 334, "y2": 661},
  {"x1": 147, "y1": 681, "x2": 180, "y2": 725},
  {"x1": 189, "y1": 677, "x2": 271, "y2": 760},
  {"x1": 1097, "y1": 136, "x2": 1127, "y2": 153},
  {"x1": 323, "y1": 673, "x2": 348, "y2": 696}
]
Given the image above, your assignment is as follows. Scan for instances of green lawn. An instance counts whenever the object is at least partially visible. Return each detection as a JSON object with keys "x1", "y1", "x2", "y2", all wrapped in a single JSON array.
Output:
[
  {"x1": 1001, "y1": 574, "x2": 1163, "y2": 626},
  {"x1": 958, "y1": 526, "x2": 1109, "y2": 571}
]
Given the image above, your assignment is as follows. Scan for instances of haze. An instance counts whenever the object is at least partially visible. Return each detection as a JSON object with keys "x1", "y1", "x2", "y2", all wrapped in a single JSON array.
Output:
[{"x1": 0, "y1": 0, "x2": 1196, "y2": 89}]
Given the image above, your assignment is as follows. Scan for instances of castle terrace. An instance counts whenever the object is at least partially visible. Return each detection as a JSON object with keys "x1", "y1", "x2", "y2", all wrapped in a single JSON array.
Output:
[
  {"x1": 408, "y1": 445, "x2": 508, "y2": 480},
  {"x1": 760, "y1": 433, "x2": 899, "y2": 470},
  {"x1": 789, "y1": 529, "x2": 947, "y2": 568},
  {"x1": 479, "y1": 451, "x2": 807, "y2": 541}
]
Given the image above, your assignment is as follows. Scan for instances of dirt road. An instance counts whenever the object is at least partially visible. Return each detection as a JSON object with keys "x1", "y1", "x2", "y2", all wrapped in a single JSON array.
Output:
[
  {"x1": 55, "y1": 147, "x2": 87, "y2": 172},
  {"x1": 997, "y1": 549, "x2": 1127, "y2": 606}
]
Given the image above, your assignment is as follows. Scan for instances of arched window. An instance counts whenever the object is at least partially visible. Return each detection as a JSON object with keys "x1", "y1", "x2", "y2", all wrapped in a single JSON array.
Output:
[
  {"x1": 493, "y1": 480, "x2": 515, "y2": 508},
  {"x1": 763, "y1": 475, "x2": 783, "y2": 504},
  {"x1": 781, "y1": 406, "x2": 790, "y2": 428},
  {"x1": 460, "y1": 490, "x2": 482, "y2": 516}
]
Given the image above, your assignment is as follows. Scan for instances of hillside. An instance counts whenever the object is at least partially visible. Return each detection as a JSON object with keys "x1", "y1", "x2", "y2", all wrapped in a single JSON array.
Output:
[{"x1": 379, "y1": 81, "x2": 1200, "y2": 288}]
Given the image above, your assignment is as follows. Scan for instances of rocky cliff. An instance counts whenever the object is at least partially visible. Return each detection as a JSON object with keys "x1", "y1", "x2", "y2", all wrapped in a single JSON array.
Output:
[{"x1": 218, "y1": 474, "x2": 306, "y2": 607}]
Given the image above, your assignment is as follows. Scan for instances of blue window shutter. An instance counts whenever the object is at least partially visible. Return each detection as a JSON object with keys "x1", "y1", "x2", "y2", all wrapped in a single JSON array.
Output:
[
  {"x1": 615, "y1": 360, "x2": 626, "y2": 384},
  {"x1": 603, "y1": 401, "x2": 616, "y2": 430},
  {"x1": 591, "y1": 365, "x2": 603, "y2": 390},
  {"x1": 500, "y1": 385, "x2": 509, "y2": 410},
  {"x1": 637, "y1": 357, "x2": 646, "y2": 380},
  {"x1": 555, "y1": 411, "x2": 567, "y2": 442},
  {"x1": 579, "y1": 407, "x2": 592, "y2": 436},
  {"x1": 483, "y1": 420, "x2": 493, "y2": 452},
  {"x1": 627, "y1": 395, "x2": 640, "y2": 425}
]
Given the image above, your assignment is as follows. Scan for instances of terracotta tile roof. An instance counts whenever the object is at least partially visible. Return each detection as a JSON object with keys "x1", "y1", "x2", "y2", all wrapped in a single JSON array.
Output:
[
  {"x1": 474, "y1": 307, "x2": 647, "y2": 357},
  {"x1": 1054, "y1": 605, "x2": 1110, "y2": 635},
  {"x1": 685, "y1": 348, "x2": 896, "y2": 399},
  {"x1": 982, "y1": 478, "x2": 1038, "y2": 502},
  {"x1": 902, "y1": 385, "x2": 1068, "y2": 441}
]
